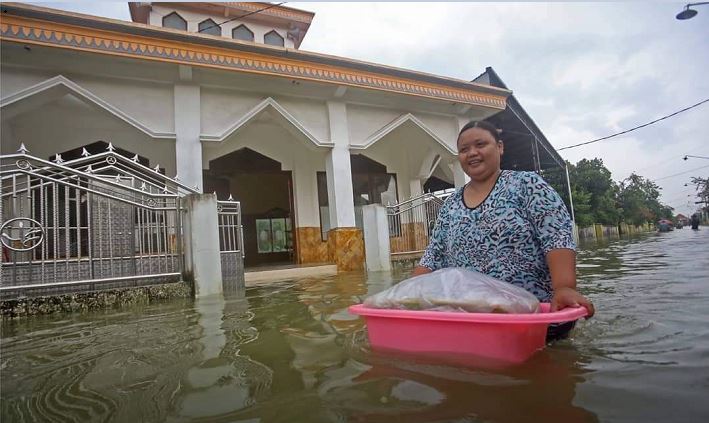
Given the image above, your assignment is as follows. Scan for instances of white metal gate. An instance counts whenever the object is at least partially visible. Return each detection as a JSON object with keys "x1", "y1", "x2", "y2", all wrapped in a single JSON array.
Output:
[{"x1": 1, "y1": 144, "x2": 196, "y2": 298}]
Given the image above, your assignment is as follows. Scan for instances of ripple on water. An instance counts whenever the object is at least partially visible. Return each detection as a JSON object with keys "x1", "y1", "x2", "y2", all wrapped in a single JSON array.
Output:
[{"x1": 2, "y1": 230, "x2": 709, "y2": 422}]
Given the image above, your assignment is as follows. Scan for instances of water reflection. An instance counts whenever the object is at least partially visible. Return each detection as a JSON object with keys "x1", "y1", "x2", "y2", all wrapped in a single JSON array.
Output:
[
  {"x1": 321, "y1": 345, "x2": 597, "y2": 423},
  {"x1": 169, "y1": 296, "x2": 272, "y2": 420}
]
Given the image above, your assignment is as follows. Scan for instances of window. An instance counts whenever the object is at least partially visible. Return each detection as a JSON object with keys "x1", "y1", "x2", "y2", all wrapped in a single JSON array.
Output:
[
  {"x1": 232, "y1": 24, "x2": 254, "y2": 42},
  {"x1": 198, "y1": 19, "x2": 221, "y2": 36},
  {"x1": 162, "y1": 12, "x2": 187, "y2": 31},
  {"x1": 264, "y1": 30, "x2": 284, "y2": 47}
]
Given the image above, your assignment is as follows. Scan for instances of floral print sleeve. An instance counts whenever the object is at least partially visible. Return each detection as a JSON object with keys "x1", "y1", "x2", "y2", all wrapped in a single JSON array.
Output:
[
  {"x1": 419, "y1": 191, "x2": 458, "y2": 271},
  {"x1": 522, "y1": 172, "x2": 576, "y2": 254}
]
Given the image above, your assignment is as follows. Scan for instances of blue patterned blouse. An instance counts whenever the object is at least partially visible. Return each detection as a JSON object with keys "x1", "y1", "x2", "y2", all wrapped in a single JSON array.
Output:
[{"x1": 419, "y1": 170, "x2": 576, "y2": 301}]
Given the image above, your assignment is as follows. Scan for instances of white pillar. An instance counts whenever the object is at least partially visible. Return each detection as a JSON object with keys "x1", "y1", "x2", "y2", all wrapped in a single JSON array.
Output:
[
  {"x1": 362, "y1": 204, "x2": 391, "y2": 271},
  {"x1": 174, "y1": 83, "x2": 203, "y2": 191},
  {"x1": 185, "y1": 193, "x2": 222, "y2": 297},
  {"x1": 453, "y1": 116, "x2": 471, "y2": 188},
  {"x1": 325, "y1": 101, "x2": 355, "y2": 228},
  {"x1": 451, "y1": 163, "x2": 469, "y2": 188},
  {"x1": 410, "y1": 178, "x2": 423, "y2": 198}
]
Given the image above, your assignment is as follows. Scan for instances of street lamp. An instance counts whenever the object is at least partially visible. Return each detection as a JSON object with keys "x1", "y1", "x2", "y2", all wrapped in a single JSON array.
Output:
[
  {"x1": 676, "y1": 2, "x2": 709, "y2": 20},
  {"x1": 683, "y1": 155, "x2": 709, "y2": 160}
]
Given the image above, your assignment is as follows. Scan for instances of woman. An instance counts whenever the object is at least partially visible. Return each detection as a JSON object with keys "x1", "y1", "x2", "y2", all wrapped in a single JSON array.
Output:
[{"x1": 413, "y1": 121, "x2": 594, "y2": 340}]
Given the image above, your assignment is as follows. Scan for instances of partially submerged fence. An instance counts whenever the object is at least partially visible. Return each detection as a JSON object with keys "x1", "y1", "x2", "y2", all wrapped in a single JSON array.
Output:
[
  {"x1": 576, "y1": 222, "x2": 653, "y2": 241},
  {"x1": 1, "y1": 144, "x2": 244, "y2": 300}
]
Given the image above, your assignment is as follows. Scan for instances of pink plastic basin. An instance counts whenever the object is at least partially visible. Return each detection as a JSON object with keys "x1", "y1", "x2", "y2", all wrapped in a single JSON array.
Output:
[{"x1": 348, "y1": 303, "x2": 588, "y2": 364}]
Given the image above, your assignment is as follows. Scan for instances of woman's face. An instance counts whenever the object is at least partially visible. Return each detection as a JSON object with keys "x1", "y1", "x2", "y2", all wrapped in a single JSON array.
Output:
[{"x1": 457, "y1": 127, "x2": 504, "y2": 181}]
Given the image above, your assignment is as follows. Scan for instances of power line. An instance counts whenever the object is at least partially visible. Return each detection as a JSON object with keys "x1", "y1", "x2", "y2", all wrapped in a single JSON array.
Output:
[
  {"x1": 198, "y1": 2, "x2": 288, "y2": 34},
  {"x1": 663, "y1": 188, "x2": 701, "y2": 204},
  {"x1": 652, "y1": 164, "x2": 709, "y2": 182},
  {"x1": 557, "y1": 98, "x2": 709, "y2": 151}
]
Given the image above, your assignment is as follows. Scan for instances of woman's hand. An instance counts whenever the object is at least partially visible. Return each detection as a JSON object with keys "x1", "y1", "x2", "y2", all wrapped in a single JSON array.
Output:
[{"x1": 551, "y1": 287, "x2": 595, "y2": 318}]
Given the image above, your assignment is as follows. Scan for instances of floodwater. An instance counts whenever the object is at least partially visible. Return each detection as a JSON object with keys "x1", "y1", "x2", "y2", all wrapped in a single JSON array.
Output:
[{"x1": 2, "y1": 229, "x2": 709, "y2": 423}]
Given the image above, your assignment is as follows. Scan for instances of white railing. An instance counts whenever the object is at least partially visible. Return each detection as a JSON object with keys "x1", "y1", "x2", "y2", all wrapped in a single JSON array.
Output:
[{"x1": 386, "y1": 193, "x2": 445, "y2": 257}]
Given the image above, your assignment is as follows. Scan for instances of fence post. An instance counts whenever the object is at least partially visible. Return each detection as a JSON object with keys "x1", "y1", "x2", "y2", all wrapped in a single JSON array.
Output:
[
  {"x1": 362, "y1": 204, "x2": 391, "y2": 272},
  {"x1": 184, "y1": 193, "x2": 222, "y2": 297}
]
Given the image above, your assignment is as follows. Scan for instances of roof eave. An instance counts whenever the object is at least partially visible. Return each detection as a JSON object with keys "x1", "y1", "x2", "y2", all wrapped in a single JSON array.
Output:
[{"x1": 1, "y1": 3, "x2": 510, "y2": 103}]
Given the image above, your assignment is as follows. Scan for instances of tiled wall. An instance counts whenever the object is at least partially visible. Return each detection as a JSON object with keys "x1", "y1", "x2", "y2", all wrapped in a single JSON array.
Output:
[
  {"x1": 295, "y1": 227, "x2": 329, "y2": 264},
  {"x1": 327, "y1": 227, "x2": 364, "y2": 271}
]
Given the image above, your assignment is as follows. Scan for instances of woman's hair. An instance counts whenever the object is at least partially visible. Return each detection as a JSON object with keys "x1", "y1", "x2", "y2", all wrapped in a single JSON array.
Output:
[{"x1": 457, "y1": 120, "x2": 502, "y2": 143}]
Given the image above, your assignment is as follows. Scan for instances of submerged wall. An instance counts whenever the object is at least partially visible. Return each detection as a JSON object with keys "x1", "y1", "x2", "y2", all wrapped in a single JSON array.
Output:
[{"x1": 0, "y1": 281, "x2": 192, "y2": 318}]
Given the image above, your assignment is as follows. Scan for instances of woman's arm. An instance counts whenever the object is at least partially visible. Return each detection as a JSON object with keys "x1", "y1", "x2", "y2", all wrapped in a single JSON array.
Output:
[
  {"x1": 546, "y1": 248, "x2": 595, "y2": 317},
  {"x1": 522, "y1": 172, "x2": 594, "y2": 317},
  {"x1": 417, "y1": 197, "x2": 453, "y2": 274},
  {"x1": 412, "y1": 265, "x2": 433, "y2": 276}
]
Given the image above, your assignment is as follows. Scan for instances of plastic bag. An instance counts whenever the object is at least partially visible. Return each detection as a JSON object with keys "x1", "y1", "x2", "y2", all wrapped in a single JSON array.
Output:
[{"x1": 363, "y1": 268, "x2": 540, "y2": 314}]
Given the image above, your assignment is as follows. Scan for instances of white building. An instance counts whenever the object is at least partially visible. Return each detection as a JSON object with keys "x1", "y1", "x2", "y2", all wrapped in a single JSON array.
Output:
[{"x1": 1, "y1": 2, "x2": 514, "y2": 272}]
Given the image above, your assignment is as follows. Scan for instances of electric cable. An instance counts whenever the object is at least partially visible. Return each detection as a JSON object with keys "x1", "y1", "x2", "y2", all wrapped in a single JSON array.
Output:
[{"x1": 557, "y1": 98, "x2": 709, "y2": 151}]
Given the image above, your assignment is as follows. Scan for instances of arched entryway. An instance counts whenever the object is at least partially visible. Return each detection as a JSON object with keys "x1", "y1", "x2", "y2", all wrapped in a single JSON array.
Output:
[{"x1": 203, "y1": 148, "x2": 295, "y2": 267}]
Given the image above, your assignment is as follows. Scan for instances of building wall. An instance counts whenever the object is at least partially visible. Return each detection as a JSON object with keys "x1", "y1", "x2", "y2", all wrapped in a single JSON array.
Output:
[
  {"x1": 0, "y1": 66, "x2": 177, "y2": 174},
  {"x1": 199, "y1": 89, "x2": 329, "y2": 143},
  {"x1": 201, "y1": 122, "x2": 325, "y2": 229},
  {"x1": 1, "y1": 59, "x2": 459, "y2": 223},
  {"x1": 1, "y1": 37, "x2": 492, "y2": 270},
  {"x1": 149, "y1": 5, "x2": 295, "y2": 49},
  {"x1": 346, "y1": 104, "x2": 459, "y2": 152},
  {"x1": 0, "y1": 66, "x2": 175, "y2": 134}
]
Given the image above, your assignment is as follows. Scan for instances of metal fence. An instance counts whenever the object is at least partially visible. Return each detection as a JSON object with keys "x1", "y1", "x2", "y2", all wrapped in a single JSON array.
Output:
[
  {"x1": 0, "y1": 144, "x2": 198, "y2": 299},
  {"x1": 216, "y1": 199, "x2": 245, "y2": 294},
  {"x1": 386, "y1": 193, "x2": 445, "y2": 258}
]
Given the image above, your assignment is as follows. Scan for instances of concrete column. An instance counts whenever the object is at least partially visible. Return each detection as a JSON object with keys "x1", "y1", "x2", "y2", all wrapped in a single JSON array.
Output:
[
  {"x1": 453, "y1": 116, "x2": 471, "y2": 188},
  {"x1": 362, "y1": 204, "x2": 391, "y2": 272},
  {"x1": 185, "y1": 193, "x2": 222, "y2": 297},
  {"x1": 325, "y1": 101, "x2": 355, "y2": 228},
  {"x1": 174, "y1": 82, "x2": 203, "y2": 191},
  {"x1": 409, "y1": 178, "x2": 423, "y2": 198},
  {"x1": 451, "y1": 163, "x2": 469, "y2": 188}
]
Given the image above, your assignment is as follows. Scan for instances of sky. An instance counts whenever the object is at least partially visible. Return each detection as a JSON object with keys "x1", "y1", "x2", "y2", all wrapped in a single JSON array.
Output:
[{"x1": 29, "y1": 1, "x2": 709, "y2": 216}]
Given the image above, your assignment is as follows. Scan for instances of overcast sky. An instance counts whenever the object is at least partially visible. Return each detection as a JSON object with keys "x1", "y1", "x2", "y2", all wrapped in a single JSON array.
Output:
[{"x1": 30, "y1": 1, "x2": 709, "y2": 216}]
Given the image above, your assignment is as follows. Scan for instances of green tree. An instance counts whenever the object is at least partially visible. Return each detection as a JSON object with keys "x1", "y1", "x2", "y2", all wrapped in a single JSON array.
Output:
[
  {"x1": 618, "y1": 173, "x2": 672, "y2": 225},
  {"x1": 690, "y1": 177, "x2": 709, "y2": 213},
  {"x1": 540, "y1": 163, "x2": 574, "y2": 216},
  {"x1": 573, "y1": 159, "x2": 620, "y2": 225},
  {"x1": 570, "y1": 186, "x2": 594, "y2": 227}
]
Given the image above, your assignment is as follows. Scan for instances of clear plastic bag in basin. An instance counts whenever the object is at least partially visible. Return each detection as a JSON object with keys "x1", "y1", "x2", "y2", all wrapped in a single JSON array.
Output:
[{"x1": 363, "y1": 268, "x2": 540, "y2": 314}]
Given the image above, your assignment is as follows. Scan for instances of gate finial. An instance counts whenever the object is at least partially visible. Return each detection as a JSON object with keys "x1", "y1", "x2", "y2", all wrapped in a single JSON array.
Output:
[
  {"x1": 106, "y1": 142, "x2": 115, "y2": 152},
  {"x1": 228, "y1": 194, "x2": 234, "y2": 201},
  {"x1": 131, "y1": 154, "x2": 139, "y2": 163},
  {"x1": 154, "y1": 164, "x2": 161, "y2": 173},
  {"x1": 17, "y1": 143, "x2": 29, "y2": 154},
  {"x1": 53, "y1": 154, "x2": 64, "y2": 164},
  {"x1": 81, "y1": 148, "x2": 91, "y2": 157},
  {"x1": 86, "y1": 165, "x2": 94, "y2": 174}
]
